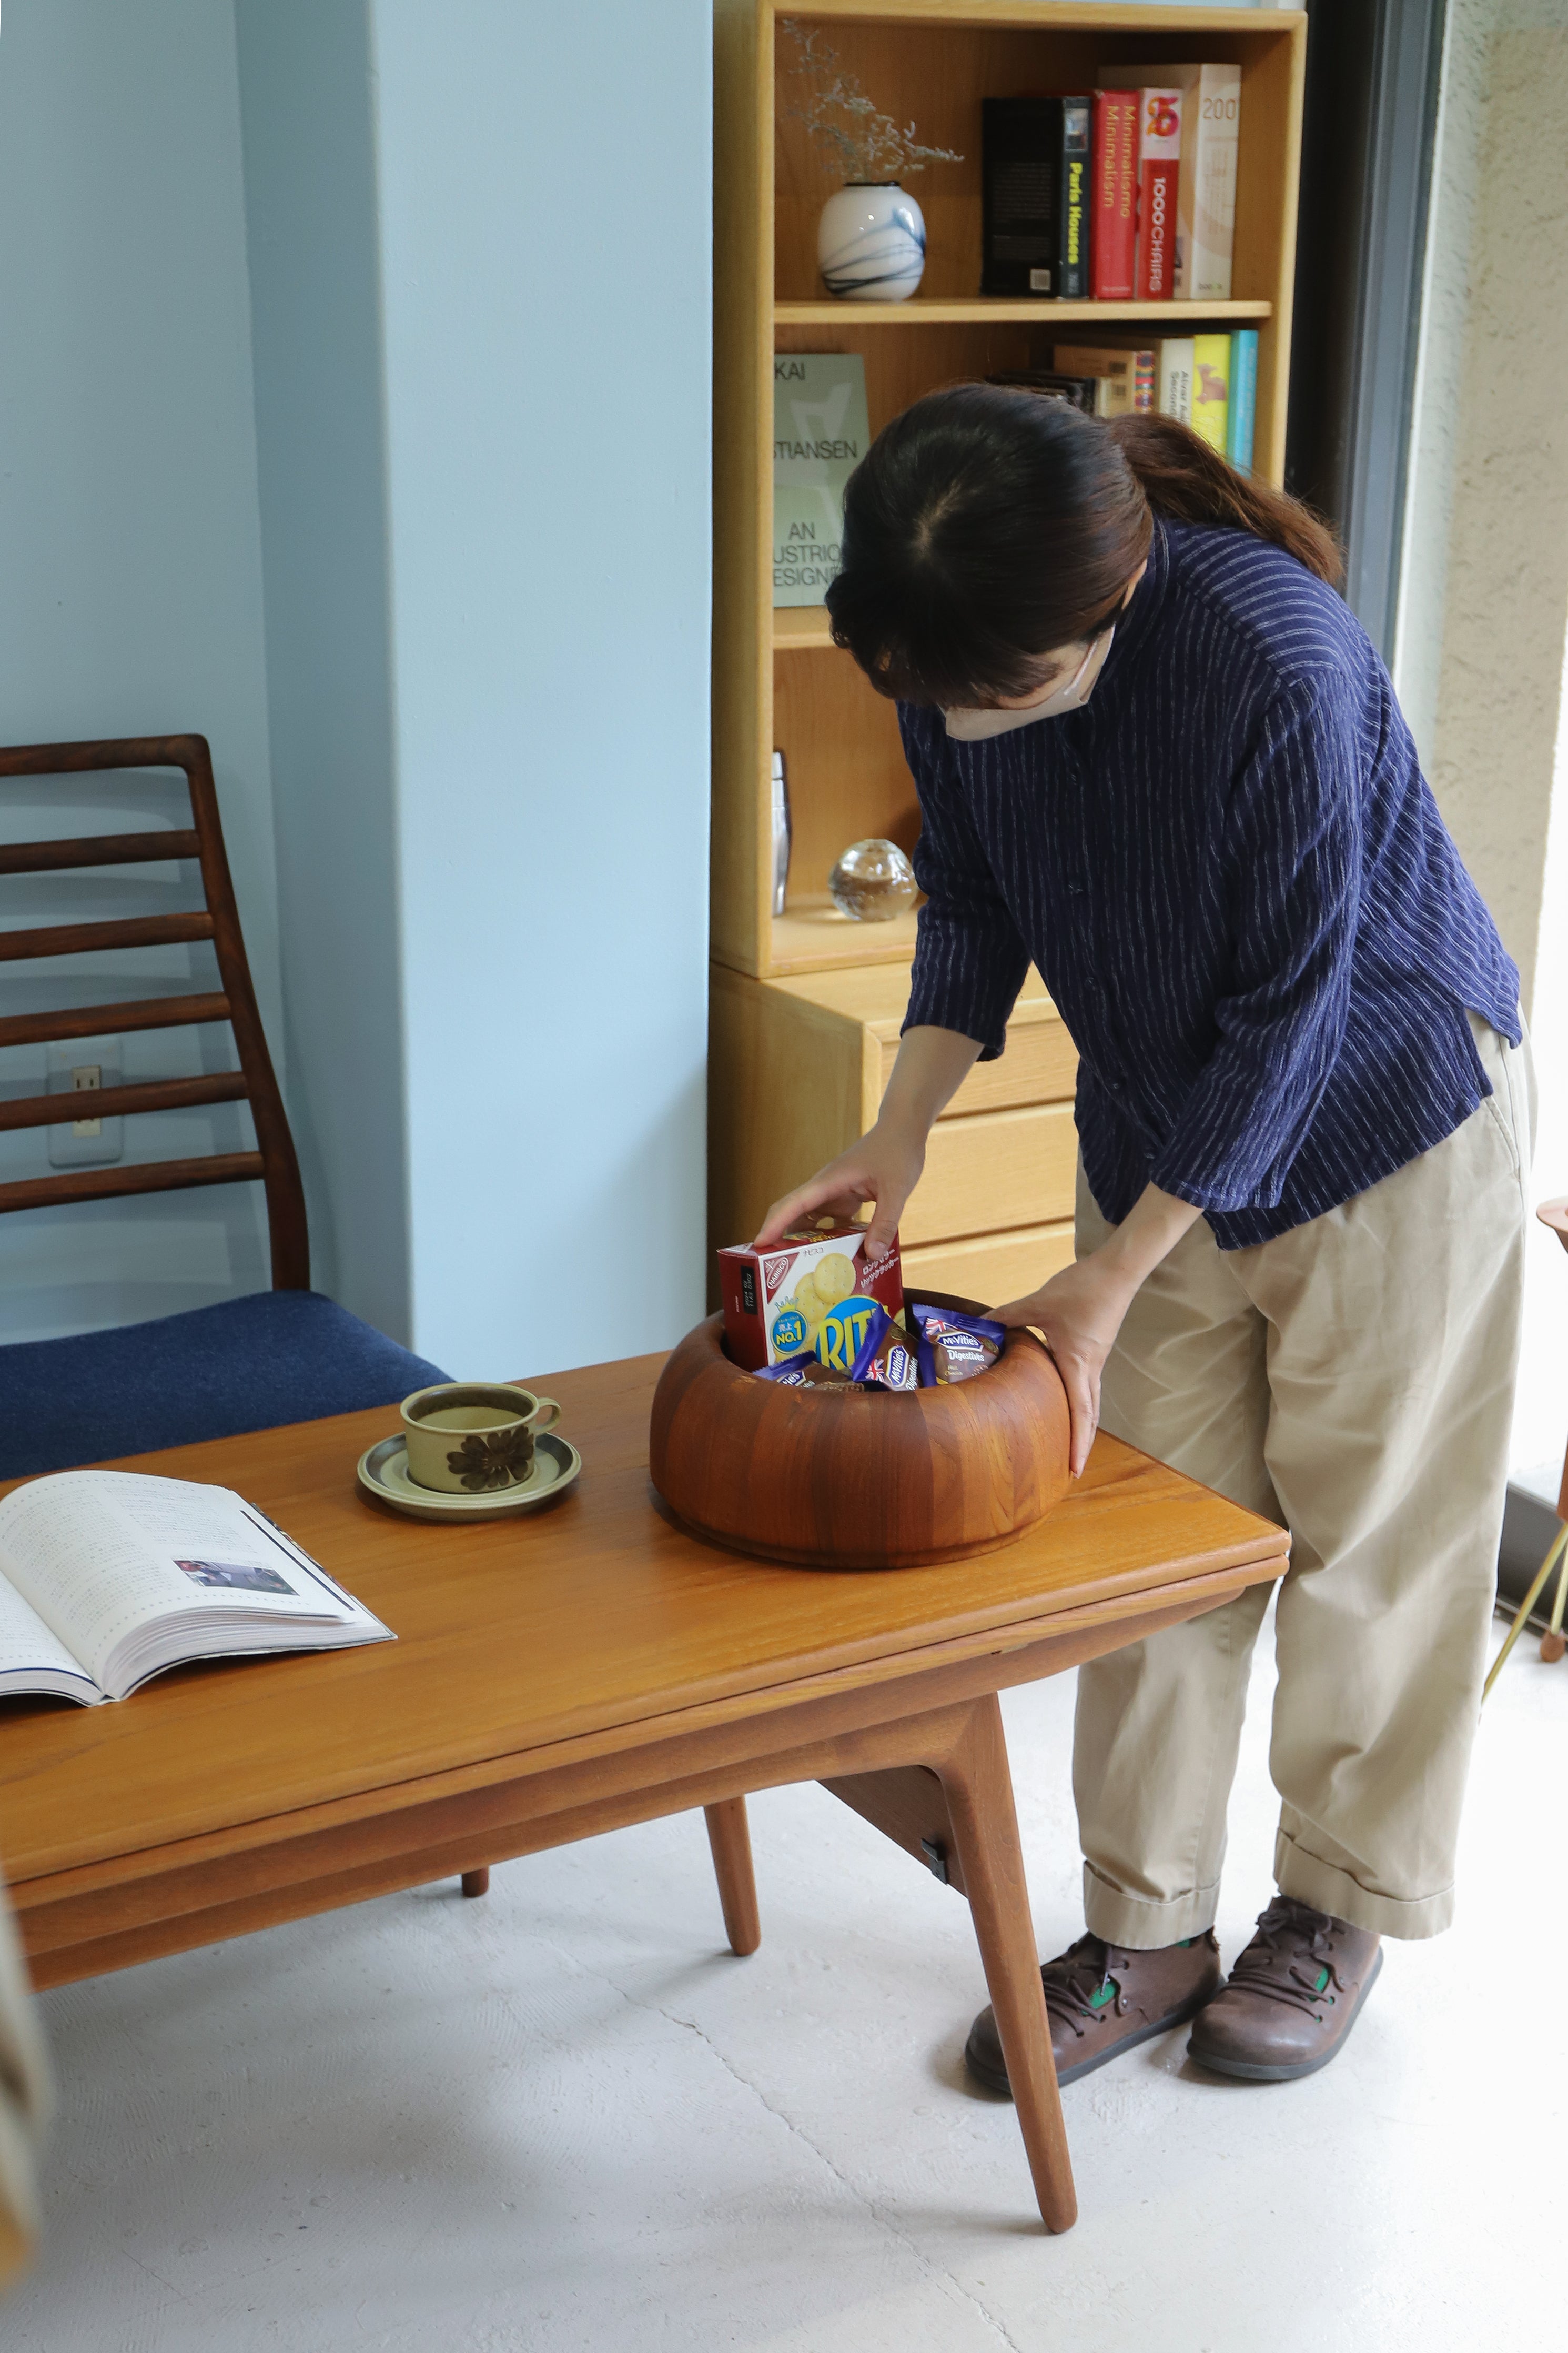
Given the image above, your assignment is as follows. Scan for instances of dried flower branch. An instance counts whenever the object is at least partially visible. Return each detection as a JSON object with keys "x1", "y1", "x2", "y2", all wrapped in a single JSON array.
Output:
[{"x1": 780, "y1": 21, "x2": 963, "y2": 181}]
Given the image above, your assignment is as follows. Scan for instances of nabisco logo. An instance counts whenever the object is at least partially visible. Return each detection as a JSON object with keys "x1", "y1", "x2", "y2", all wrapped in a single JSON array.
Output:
[{"x1": 763, "y1": 1254, "x2": 793, "y2": 1298}]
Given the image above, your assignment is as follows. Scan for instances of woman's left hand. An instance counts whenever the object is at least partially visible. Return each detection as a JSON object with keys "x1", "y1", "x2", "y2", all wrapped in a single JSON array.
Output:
[{"x1": 993, "y1": 1251, "x2": 1140, "y2": 1479}]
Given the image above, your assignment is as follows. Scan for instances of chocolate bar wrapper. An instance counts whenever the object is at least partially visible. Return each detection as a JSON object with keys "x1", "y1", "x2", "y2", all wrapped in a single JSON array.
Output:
[
  {"x1": 911, "y1": 1302, "x2": 1005, "y2": 1385},
  {"x1": 848, "y1": 1304, "x2": 920, "y2": 1393},
  {"x1": 753, "y1": 1350, "x2": 854, "y2": 1390}
]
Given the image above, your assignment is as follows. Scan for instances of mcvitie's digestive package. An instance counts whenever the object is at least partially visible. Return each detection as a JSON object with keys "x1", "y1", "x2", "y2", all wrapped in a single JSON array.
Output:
[{"x1": 718, "y1": 1219, "x2": 904, "y2": 1371}]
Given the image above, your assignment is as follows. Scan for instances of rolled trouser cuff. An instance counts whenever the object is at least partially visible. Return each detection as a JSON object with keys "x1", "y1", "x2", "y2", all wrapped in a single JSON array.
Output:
[
  {"x1": 1273, "y1": 1828, "x2": 1455, "y2": 1942},
  {"x1": 1081, "y1": 1860, "x2": 1220, "y2": 1949}
]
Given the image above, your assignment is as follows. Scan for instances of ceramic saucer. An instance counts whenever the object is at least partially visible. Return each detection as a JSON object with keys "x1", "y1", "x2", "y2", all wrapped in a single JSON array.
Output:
[{"x1": 356, "y1": 1430, "x2": 582, "y2": 1524}]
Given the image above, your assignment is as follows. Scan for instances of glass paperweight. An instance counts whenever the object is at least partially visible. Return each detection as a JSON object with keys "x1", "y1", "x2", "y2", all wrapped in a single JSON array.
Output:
[{"x1": 827, "y1": 838, "x2": 917, "y2": 923}]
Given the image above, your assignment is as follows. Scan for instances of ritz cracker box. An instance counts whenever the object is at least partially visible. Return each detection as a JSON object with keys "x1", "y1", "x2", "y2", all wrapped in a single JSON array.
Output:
[{"x1": 719, "y1": 1220, "x2": 905, "y2": 1372}]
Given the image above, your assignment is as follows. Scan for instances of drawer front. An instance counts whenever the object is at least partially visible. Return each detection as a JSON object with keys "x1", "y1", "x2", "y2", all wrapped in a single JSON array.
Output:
[
  {"x1": 881, "y1": 1017, "x2": 1077, "y2": 1119},
  {"x1": 902, "y1": 1221, "x2": 1077, "y2": 1309},
  {"x1": 902, "y1": 1102, "x2": 1078, "y2": 1247}
]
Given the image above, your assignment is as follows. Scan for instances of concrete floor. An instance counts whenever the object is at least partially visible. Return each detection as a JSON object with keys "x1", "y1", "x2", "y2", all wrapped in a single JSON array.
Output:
[{"x1": 9, "y1": 1607, "x2": 1562, "y2": 2352}]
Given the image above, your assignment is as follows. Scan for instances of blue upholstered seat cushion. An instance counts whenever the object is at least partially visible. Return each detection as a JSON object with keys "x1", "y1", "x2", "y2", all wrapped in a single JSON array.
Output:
[{"x1": 0, "y1": 1289, "x2": 449, "y2": 1480}]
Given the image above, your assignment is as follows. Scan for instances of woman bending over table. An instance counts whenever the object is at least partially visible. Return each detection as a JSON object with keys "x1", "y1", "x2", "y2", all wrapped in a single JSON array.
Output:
[{"x1": 758, "y1": 389, "x2": 1532, "y2": 2091}]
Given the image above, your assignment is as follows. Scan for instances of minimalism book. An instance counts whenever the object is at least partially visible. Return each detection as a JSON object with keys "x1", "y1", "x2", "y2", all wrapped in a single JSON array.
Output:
[
  {"x1": 773, "y1": 354, "x2": 871, "y2": 608},
  {"x1": 1100, "y1": 62, "x2": 1241, "y2": 300},
  {"x1": 0, "y1": 1470, "x2": 392, "y2": 1705}
]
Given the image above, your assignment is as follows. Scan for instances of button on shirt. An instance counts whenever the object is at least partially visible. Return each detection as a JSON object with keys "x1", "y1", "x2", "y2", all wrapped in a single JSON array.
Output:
[{"x1": 900, "y1": 518, "x2": 1521, "y2": 1249}]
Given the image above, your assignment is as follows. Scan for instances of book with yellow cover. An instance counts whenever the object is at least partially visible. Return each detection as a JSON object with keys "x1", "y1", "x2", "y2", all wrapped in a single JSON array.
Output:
[{"x1": 1191, "y1": 333, "x2": 1230, "y2": 454}]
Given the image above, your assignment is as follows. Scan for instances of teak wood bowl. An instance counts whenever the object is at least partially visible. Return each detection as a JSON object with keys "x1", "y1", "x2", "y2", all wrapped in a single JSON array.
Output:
[{"x1": 649, "y1": 1291, "x2": 1072, "y2": 1571}]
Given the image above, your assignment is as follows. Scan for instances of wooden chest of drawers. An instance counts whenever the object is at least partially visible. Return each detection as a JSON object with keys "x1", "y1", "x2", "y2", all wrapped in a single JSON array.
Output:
[{"x1": 709, "y1": 959, "x2": 1079, "y2": 1309}]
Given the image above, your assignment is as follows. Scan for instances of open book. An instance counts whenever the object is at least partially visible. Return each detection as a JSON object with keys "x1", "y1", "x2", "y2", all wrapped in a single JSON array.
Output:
[{"x1": 0, "y1": 1470, "x2": 392, "y2": 1706}]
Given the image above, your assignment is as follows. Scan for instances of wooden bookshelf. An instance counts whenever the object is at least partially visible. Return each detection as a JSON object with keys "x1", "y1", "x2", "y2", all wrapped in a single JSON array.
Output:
[
  {"x1": 776, "y1": 296, "x2": 1274, "y2": 325},
  {"x1": 710, "y1": 1, "x2": 1307, "y2": 1280}
]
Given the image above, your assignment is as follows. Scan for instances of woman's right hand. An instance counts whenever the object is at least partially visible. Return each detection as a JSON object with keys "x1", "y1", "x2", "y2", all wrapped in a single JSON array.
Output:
[
  {"x1": 753, "y1": 1118, "x2": 926, "y2": 1261},
  {"x1": 753, "y1": 1026, "x2": 982, "y2": 1260}
]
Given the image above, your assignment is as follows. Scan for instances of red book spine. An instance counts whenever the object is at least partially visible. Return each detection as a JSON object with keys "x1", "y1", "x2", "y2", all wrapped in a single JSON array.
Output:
[
  {"x1": 1135, "y1": 88, "x2": 1182, "y2": 302},
  {"x1": 1091, "y1": 92, "x2": 1137, "y2": 301}
]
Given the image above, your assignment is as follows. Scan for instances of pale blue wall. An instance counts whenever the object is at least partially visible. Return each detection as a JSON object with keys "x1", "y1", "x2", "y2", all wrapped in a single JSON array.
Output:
[
  {"x1": 0, "y1": 0, "x2": 711, "y2": 1370},
  {"x1": 369, "y1": 0, "x2": 712, "y2": 1372},
  {"x1": 0, "y1": 0, "x2": 277, "y2": 1341},
  {"x1": 234, "y1": 0, "x2": 410, "y2": 1340}
]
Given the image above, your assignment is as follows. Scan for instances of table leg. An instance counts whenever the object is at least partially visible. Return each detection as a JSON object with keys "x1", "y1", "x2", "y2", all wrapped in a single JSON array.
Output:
[
  {"x1": 704, "y1": 1797, "x2": 761, "y2": 1956},
  {"x1": 933, "y1": 1694, "x2": 1077, "y2": 2234},
  {"x1": 460, "y1": 1868, "x2": 490, "y2": 1898}
]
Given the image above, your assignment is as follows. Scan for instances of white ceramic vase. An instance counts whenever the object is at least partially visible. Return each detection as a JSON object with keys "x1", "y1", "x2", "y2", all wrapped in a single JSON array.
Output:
[{"x1": 817, "y1": 183, "x2": 925, "y2": 301}]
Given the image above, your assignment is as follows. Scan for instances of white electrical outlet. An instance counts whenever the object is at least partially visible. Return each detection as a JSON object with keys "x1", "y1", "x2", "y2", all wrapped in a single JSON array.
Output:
[
  {"x1": 47, "y1": 1038, "x2": 124, "y2": 1169},
  {"x1": 70, "y1": 1064, "x2": 103, "y2": 1137}
]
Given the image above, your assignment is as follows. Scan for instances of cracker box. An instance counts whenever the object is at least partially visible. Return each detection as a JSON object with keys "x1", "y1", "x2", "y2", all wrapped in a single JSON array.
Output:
[{"x1": 719, "y1": 1219, "x2": 904, "y2": 1371}]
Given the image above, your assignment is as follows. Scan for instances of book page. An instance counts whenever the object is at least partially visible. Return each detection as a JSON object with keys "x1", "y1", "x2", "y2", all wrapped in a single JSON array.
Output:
[
  {"x1": 0, "y1": 1472, "x2": 353, "y2": 1691},
  {"x1": 0, "y1": 1572, "x2": 100, "y2": 1702}
]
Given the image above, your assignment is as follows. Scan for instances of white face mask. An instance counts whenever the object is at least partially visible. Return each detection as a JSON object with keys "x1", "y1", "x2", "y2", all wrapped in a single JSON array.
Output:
[{"x1": 942, "y1": 623, "x2": 1115, "y2": 741}]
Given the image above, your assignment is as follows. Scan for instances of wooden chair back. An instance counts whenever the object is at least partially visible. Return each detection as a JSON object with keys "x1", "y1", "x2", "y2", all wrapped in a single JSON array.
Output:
[{"x1": 0, "y1": 733, "x2": 308, "y2": 1289}]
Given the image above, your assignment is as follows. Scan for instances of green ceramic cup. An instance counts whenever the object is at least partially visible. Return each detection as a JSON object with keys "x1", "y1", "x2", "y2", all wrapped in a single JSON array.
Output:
[{"x1": 399, "y1": 1381, "x2": 562, "y2": 1495}]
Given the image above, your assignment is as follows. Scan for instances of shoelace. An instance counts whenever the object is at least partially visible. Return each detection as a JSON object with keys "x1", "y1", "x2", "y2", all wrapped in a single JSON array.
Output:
[
  {"x1": 1040, "y1": 1934, "x2": 1130, "y2": 2044},
  {"x1": 1227, "y1": 1897, "x2": 1347, "y2": 2018}
]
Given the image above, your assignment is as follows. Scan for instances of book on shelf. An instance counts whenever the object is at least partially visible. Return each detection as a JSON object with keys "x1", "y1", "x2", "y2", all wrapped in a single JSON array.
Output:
[
  {"x1": 1130, "y1": 88, "x2": 1183, "y2": 301},
  {"x1": 771, "y1": 750, "x2": 792, "y2": 916},
  {"x1": 773, "y1": 354, "x2": 869, "y2": 610},
  {"x1": 980, "y1": 96, "x2": 1092, "y2": 299},
  {"x1": 1100, "y1": 62, "x2": 1241, "y2": 301},
  {"x1": 989, "y1": 369, "x2": 1097, "y2": 416},
  {"x1": 1090, "y1": 91, "x2": 1138, "y2": 300},
  {"x1": 0, "y1": 1470, "x2": 391, "y2": 1706},
  {"x1": 1227, "y1": 328, "x2": 1258, "y2": 470},
  {"x1": 1156, "y1": 337, "x2": 1195, "y2": 425},
  {"x1": 1191, "y1": 333, "x2": 1231, "y2": 453},
  {"x1": 1133, "y1": 345, "x2": 1156, "y2": 414},
  {"x1": 1052, "y1": 344, "x2": 1156, "y2": 417}
]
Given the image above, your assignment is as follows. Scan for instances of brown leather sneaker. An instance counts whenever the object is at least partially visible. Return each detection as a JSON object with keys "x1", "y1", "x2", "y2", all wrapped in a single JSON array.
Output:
[
  {"x1": 965, "y1": 1929, "x2": 1221, "y2": 2095},
  {"x1": 1188, "y1": 1897, "x2": 1383, "y2": 2083}
]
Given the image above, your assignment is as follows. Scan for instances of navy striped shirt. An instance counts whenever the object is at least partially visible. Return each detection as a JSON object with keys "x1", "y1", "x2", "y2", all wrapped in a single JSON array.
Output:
[{"x1": 901, "y1": 517, "x2": 1521, "y2": 1248}]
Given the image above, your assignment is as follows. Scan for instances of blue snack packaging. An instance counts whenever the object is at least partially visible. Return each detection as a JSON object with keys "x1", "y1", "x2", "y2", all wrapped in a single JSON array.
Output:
[
  {"x1": 848, "y1": 1304, "x2": 920, "y2": 1392},
  {"x1": 753, "y1": 1349, "x2": 853, "y2": 1389},
  {"x1": 911, "y1": 1301, "x2": 1005, "y2": 1385}
]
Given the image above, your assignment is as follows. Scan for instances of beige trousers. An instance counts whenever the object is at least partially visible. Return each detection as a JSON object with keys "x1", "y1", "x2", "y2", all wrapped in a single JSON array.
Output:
[
  {"x1": 0, "y1": 1879, "x2": 49, "y2": 2287},
  {"x1": 1073, "y1": 1015, "x2": 1534, "y2": 1945}
]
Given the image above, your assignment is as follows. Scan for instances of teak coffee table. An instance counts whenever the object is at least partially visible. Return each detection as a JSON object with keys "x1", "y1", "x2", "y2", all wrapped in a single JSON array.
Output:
[{"x1": 0, "y1": 1352, "x2": 1287, "y2": 2233}]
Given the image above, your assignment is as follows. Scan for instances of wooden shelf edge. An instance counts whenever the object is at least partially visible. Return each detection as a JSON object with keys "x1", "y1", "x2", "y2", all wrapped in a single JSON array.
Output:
[
  {"x1": 764, "y1": 938, "x2": 923, "y2": 979},
  {"x1": 772, "y1": 4, "x2": 1304, "y2": 30},
  {"x1": 775, "y1": 297, "x2": 1274, "y2": 327},
  {"x1": 765, "y1": 927, "x2": 921, "y2": 974},
  {"x1": 773, "y1": 606, "x2": 836, "y2": 651}
]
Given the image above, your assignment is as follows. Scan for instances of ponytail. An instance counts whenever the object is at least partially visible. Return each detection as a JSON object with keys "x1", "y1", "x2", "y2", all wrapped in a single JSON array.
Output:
[
  {"x1": 827, "y1": 383, "x2": 1342, "y2": 708},
  {"x1": 1106, "y1": 411, "x2": 1342, "y2": 585}
]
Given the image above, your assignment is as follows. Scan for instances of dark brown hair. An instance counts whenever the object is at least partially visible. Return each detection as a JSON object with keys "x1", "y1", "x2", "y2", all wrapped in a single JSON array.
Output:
[{"x1": 824, "y1": 385, "x2": 1343, "y2": 707}]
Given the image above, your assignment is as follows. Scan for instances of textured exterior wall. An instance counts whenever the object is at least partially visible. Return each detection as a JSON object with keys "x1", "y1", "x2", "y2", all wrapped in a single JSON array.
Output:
[
  {"x1": 1399, "y1": 0, "x2": 1568, "y2": 1476},
  {"x1": 1414, "y1": 13, "x2": 1568, "y2": 1007}
]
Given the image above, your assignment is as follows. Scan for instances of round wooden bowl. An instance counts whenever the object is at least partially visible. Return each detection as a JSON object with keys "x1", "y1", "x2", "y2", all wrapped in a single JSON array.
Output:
[{"x1": 649, "y1": 1291, "x2": 1072, "y2": 1571}]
